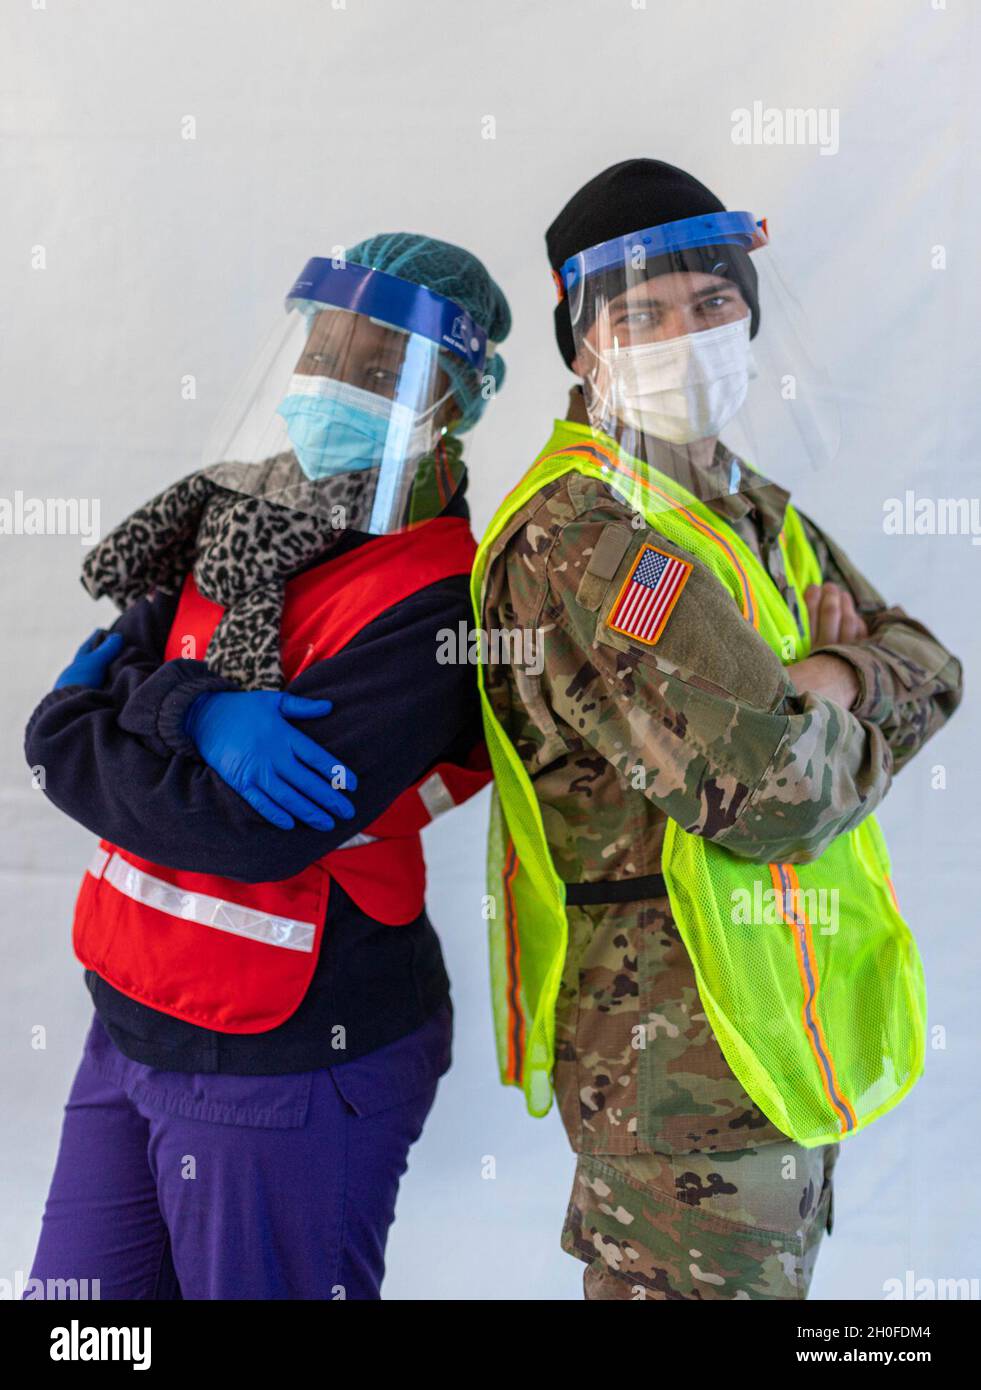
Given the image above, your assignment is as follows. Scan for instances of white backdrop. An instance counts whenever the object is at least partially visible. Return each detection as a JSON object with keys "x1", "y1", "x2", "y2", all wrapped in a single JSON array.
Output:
[{"x1": 2, "y1": 0, "x2": 978, "y2": 1301}]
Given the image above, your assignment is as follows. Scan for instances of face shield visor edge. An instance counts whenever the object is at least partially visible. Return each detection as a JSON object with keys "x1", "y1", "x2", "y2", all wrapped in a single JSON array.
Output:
[{"x1": 202, "y1": 259, "x2": 490, "y2": 535}]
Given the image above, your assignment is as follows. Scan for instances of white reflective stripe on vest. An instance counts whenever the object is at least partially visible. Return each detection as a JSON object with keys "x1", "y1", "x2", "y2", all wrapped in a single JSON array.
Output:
[
  {"x1": 418, "y1": 771, "x2": 455, "y2": 820},
  {"x1": 333, "y1": 831, "x2": 377, "y2": 849},
  {"x1": 89, "y1": 851, "x2": 317, "y2": 953},
  {"x1": 87, "y1": 846, "x2": 110, "y2": 880}
]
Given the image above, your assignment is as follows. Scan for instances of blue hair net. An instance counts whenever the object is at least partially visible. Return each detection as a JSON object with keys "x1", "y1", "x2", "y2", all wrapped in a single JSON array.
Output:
[{"x1": 344, "y1": 232, "x2": 511, "y2": 433}]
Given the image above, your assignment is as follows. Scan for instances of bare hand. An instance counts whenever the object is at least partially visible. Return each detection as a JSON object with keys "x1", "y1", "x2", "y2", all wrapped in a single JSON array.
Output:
[
  {"x1": 785, "y1": 653, "x2": 861, "y2": 710},
  {"x1": 804, "y1": 582, "x2": 869, "y2": 647}
]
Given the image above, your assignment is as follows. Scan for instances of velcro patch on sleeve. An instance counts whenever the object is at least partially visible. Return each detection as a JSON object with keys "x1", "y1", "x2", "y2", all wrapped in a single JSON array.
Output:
[
  {"x1": 585, "y1": 524, "x2": 633, "y2": 581},
  {"x1": 606, "y1": 542, "x2": 692, "y2": 647}
]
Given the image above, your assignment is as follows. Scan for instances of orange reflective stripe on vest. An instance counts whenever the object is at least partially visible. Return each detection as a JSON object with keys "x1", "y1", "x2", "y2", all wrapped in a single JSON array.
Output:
[{"x1": 768, "y1": 861, "x2": 858, "y2": 1135}]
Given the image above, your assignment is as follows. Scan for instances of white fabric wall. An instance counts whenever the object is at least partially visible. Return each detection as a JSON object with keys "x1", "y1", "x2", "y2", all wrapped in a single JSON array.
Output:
[{"x1": 2, "y1": 0, "x2": 978, "y2": 1300}]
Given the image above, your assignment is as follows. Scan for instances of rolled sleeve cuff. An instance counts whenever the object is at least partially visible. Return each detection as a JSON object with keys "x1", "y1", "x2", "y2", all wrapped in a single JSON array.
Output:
[
  {"x1": 118, "y1": 659, "x2": 241, "y2": 757},
  {"x1": 818, "y1": 642, "x2": 895, "y2": 726}
]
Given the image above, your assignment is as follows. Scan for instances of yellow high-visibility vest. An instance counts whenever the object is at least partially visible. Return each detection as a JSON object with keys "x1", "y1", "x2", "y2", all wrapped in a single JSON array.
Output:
[{"x1": 471, "y1": 418, "x2": 926, "y2": 1146}]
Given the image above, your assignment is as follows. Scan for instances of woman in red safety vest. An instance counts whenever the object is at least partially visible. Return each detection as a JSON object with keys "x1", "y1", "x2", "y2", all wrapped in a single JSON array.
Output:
[{"x1": 23, "y1": 233, "x2": 510, "y2": 1301}]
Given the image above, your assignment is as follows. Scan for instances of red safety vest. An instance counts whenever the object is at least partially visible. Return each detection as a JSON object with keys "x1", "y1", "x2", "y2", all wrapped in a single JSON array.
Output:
[{"x1": 72, "y1": 515, "x2": 490, "y2": 1034}]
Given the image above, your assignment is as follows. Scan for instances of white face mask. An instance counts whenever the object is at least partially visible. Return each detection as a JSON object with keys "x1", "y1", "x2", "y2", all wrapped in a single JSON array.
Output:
[{"x1": 593, "y1": 317, "x2": 754, "y2": 445}]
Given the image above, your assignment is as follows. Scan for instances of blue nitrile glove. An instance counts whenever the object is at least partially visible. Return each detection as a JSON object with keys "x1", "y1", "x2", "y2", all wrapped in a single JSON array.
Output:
[
  {"x1": 183, "y1": 690, "x2": 358, "y2": 832},
  {"x1": 54, "y1": 629, "x2": 125, "y2": 690}
]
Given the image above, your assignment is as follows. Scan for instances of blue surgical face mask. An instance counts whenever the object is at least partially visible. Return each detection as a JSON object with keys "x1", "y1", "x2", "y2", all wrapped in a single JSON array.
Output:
[{"x1": 277, "y1": 375, "x2": 422, "y2": 481}]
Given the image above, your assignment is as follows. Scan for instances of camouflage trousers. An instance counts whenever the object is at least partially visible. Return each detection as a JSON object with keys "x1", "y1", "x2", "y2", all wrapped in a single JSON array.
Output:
[{"x1": 562, "y1": 1140, "x2": 839, "y2": 1300}]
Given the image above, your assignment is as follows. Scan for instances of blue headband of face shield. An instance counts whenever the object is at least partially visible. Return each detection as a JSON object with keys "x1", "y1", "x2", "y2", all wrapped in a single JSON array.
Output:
[
  {"x1": 285, "y1": 259, "x2": 489, "y2": 373},
  {"x1": 557, "y1": 210, "x2": 768, "y2": 298}
]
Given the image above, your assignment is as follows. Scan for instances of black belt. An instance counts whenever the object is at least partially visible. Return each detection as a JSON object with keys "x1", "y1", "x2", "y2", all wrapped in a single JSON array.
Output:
[{"x1": 563, "y1": 872, "x2": 668, "y2": 906}]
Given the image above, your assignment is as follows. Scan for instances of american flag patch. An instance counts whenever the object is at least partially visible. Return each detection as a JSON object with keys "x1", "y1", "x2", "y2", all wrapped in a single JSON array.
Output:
[{"x1": 606, "y1": 543, "x2": 692, "y2": 646}]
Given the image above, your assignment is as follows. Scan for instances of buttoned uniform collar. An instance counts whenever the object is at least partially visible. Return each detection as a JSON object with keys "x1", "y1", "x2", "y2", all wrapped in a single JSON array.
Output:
[{"x1": 563, "y1": 386, "x2": 790, "y2": 540}]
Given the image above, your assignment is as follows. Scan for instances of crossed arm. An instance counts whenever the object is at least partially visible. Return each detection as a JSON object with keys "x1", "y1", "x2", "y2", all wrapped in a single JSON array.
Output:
[
  {"x1": 528, "y1": 511, "x2": 962, "y2": 865},
  {"x1": 25, "y1": 577, "x2": 481, "y2": 882}
]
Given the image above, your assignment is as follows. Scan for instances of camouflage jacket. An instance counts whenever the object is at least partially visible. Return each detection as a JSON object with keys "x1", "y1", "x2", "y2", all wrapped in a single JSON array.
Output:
[{"x1": 480, "y1": 398, "x2": 963, "y2": 1157}]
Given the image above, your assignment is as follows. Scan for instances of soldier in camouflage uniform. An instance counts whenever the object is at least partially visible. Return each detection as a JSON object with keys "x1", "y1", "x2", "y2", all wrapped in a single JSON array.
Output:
[{"x1": 478, "y1": 161, "x2": 963, "y2": 1300}]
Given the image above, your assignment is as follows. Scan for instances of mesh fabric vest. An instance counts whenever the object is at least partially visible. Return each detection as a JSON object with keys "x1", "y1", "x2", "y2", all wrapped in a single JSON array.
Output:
[{"x1": 471, "y1": 418, "x2": 926, "y2": 1145}]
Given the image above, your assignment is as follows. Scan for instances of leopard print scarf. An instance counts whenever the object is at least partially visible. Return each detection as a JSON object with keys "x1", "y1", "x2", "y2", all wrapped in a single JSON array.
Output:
[{"x1": 81, "y1": 454, "x2": 372, "y2": 689}]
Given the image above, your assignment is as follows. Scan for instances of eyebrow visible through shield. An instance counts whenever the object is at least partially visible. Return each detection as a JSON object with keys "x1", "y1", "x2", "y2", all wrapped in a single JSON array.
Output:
[{"x1": 628, "y1": 278, "x2": 737, "y2": 308}]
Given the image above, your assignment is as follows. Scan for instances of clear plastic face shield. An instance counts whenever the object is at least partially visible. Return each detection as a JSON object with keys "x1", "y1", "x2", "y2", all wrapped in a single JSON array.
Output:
[
  {"x1": 202, "y1": 259, "x2": 490, "y2": 534},
  {"x1": 558, "y1": 212, "x2": 838, "y2": 507}
]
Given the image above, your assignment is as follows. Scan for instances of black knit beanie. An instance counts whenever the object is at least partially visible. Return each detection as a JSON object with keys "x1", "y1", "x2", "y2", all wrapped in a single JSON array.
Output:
[{"x1": 546, "y1": 159, "x2": 760, "y2": 369}]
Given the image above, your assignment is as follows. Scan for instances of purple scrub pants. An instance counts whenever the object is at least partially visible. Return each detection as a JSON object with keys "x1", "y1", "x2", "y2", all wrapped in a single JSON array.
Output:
[{"x1": 27, "y1": 1006, "x2": 451, "y2": 1300}]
